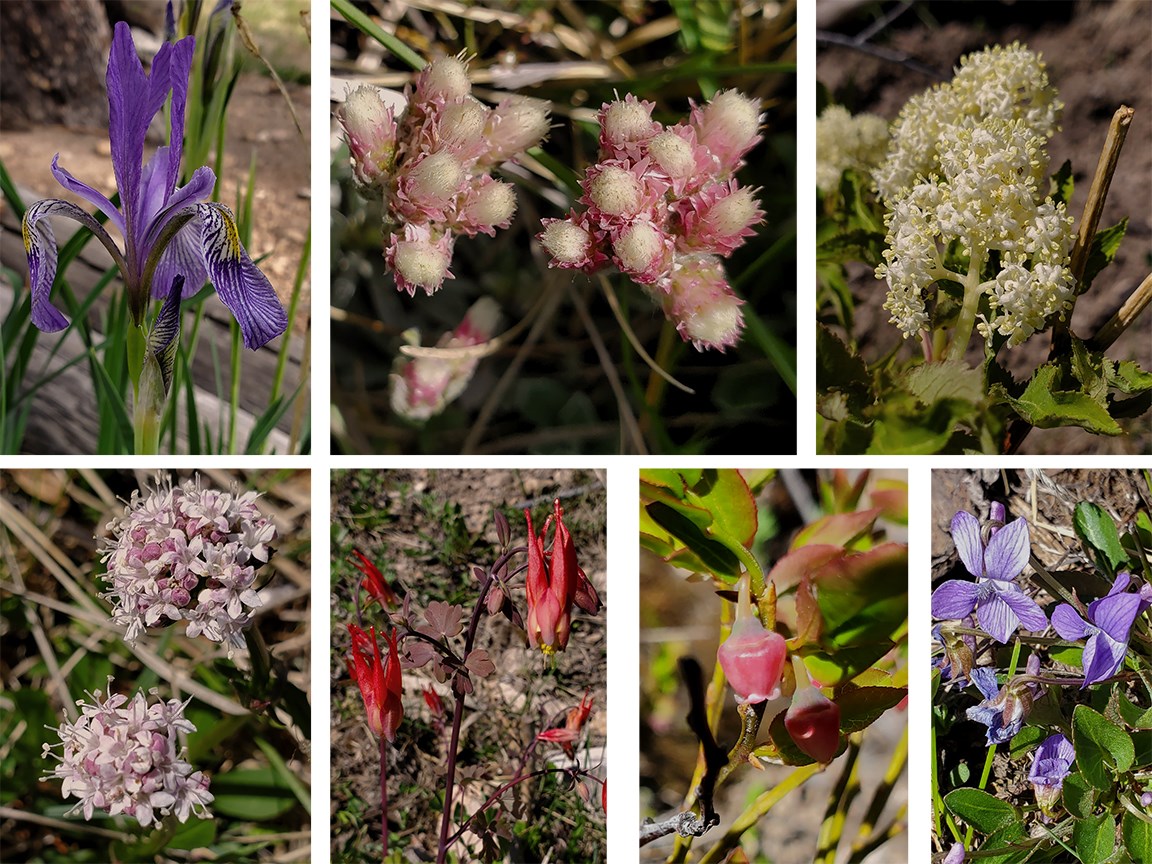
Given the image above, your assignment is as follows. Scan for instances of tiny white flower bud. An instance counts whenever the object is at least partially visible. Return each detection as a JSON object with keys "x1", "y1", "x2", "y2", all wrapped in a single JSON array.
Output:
[
  {"x1": 614, "y1": 222, "x2": 662, "y2": 272},
  {"x1": 648, "y1": 130, "x2": 695, "y2": 178},
  {"x1": 588, "y1": 165, "x2": 642, "y2": 216},
  {"x1": 395, "y1": 239, "x2": 452, "y2": 290},
  {"x1": 421, "y1": 56, "x2": 471, "y2": 102},
  {"x1": 408, "y1": 151, "x2": 465, "y2": 204},
  {"x1": 602, "y1": 97, "x2": 655, "y2": 145},
  {"x1": 541, "y1": 219, "x2": 593, "y2": 264}
]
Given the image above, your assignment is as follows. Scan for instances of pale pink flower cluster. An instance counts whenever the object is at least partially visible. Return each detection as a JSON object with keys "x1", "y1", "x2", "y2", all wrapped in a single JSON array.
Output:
[
  {"x1": 390, "y1": 297, "x2": 500, "y2": 421},
  {"x1": 100, "y1": 475, "x2": 276, "y2": 650},
  {"x1": 337, "y1": 56, "x2": 551, "y2": 297},
  {"x1": 41, "y1": 682, "x2": 213, "y2": 827},
  {"x1": 538, "y1": 91, "x2": 764, "y2": 351}
]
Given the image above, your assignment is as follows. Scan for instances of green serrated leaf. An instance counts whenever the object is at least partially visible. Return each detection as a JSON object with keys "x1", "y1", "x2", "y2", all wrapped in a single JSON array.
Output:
[
  {"x1": 996, "y1": 365, "x2": 1123, "y2": 435},
  {"x1": 1073, "y1": 811, "x2": 1117, "y2": 864},
  {"x1": 1074, "y1": 501, "x2": 1129, "y2": 576},
  {"x1": 1073, "y1": 704, "x2": 1136, "y2": 789},
  {"x1": 1108, "y1": 360, "x2": 1152, "y2": 395},
  {"x1": 902, "y1": 360, "x2": 984, "y2": 406},
  {"x1": 1049, "y1": 159, "x2": 1074, "y2": 206},
  {"x1": 944, "y1": 787, "x2": 1017, "y2": 834}
]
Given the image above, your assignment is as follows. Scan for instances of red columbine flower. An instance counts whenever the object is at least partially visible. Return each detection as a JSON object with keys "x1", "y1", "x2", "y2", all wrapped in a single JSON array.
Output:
[
  {"x1": 537, "y1": 690, "x2": 595, "y2": 757},
  {"x1": 347, "y1": 625, "x2": 403, "y2": 742},
  {"x1": 350, "y1": 550, "x2": 398, "y2": 608},
  {"x1": 525, "y1": 499, "x2": 581, "y2": 654}
]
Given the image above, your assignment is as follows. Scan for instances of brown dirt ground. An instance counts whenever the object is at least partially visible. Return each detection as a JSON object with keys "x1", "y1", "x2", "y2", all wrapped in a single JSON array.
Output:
[
  {"x1": 818, "y1": 0, "x2": 1152, "y2": 453},
  {"x1": 330, "y1": 468, "x2": 607, "y2": 862}
]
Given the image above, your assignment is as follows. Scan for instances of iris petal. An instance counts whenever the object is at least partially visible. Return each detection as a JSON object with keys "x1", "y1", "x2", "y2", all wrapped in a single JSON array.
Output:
[
  {"x1": 197, "y1": 203, "x2": 288, "y2": 349},
  {"x1": 150, "y1": 217, "x2": 208, "y2": 301},
  {"x1": 50, "y1": 156, "x2": 126, "y2": 234}
]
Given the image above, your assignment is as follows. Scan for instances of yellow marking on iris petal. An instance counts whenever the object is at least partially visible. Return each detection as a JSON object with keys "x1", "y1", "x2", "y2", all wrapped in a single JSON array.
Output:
[{"x1": 21, "y1": 218, "x2": 32, "y2": 253}]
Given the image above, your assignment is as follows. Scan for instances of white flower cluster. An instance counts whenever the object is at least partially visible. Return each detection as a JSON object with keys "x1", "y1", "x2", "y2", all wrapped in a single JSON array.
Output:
[
  {"x1": 41, "y1": 683, "x2": 213, "y2": 827},
  {"x1": 873, "y1": 43, "x2": 1075, "y2": 346},
  {"x1": 815, "y1": 105, "x2": 889, "y2": 191},
  {"x1": 101, "y1": 475, "x2": 276, "y2": 650}
]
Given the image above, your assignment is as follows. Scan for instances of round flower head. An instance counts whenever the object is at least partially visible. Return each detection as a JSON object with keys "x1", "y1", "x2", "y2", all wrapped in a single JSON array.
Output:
[
  {"x1": 482, "y1": 96, "x2": 551, "y2": 165},
  {"x1": 385, "y1": 223, "x2": 456, "y2": 297},
  {"x1": 100, "y1": 474, "x2": 275, "y2": 652},
  {"x1": 676, "y1": 180, "x2": 763, "y2": 255},
  {"x1": 815, "y1": 104, "x2": 890, "y2": 191},
  {"x1": 538, "y1": 216, "x2": 605, "y2": 272},
  {"x1": 585, "y1": 163, "x2": 645, "y2": 219},
  {"x1": 416, "y1": 55, "x2": 472, "y2": 103},
  {"x1": 42, "y1": 681, "x2": 213, "y2": 827},
  {"x1": 338, "y1": 85, "x2": 399, "y2": 189},
  {"x1": 612, "y1": 220, "x2": 672, "y2": 284},
  {"x1": 396, "y1": 151, "x2": 467, "y2": 221},
  {"x1": 456, "y1": 176, "x2": 517, "y2": 237},
  {"x1": 434, "y1": 97, "x2": 490, "y2": 158},
  {"x1": 599, "y1": 93, "x2": 659, "y2": 158},
  {"x1": 691, "y1": 89, "x2": 762, "y2": 173},
  {"x1": 662, "y1": 255, "x2": 746, "y2": 352},
  {"x1": 647, "y1": 128, "x2": 697, "y2": 180}
]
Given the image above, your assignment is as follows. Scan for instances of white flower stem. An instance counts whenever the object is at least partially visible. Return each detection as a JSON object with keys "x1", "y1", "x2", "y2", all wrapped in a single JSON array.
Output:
[{"x1": 945, "y1": 253, "x2": 986, "y2": 363}]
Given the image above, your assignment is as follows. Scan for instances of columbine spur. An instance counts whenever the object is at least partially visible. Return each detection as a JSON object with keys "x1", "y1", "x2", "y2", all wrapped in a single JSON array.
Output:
[
  {"x1": 41, "y1": 681, "x2": 213, "y2": 827},
  {"x1": 21, "y1": 22, "x2": 287, "y2": 353},
  {"x1": 100, "y1": 474, "x2": 275, "y2": 650}
]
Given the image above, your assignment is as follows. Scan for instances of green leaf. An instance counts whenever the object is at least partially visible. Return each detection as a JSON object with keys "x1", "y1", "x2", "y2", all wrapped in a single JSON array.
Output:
[
  {"x1": 977, "y1": 821, "x2": 1030, "y2": 864},
  {"x1": 995, "y1": 365, "x2": 1123, "y2": 435},
  {"x1": 1082, "y1": 218, "x2": 1127, "y2": 292},
  {"x1": 1073, "y1": 704, "x2": 1135, "y2": 789},
  {"x1": 944, "y1": 787, "x2": 1017, "y2": 834},
  {"x1": 816, "y1": 324, "x2": 872, "y2": 419},
  {"x1": 1122, "y1": 810, "x2": 1152, "y2": 861},
  {"x1": 1007, "y1": 724, "x2": 1046, "y2": 761},
  {"x1": 813, "y1": 543, "x2": 907, "y2": 646},
  {"x1": 254, "y1": 737, "x2": 311, "y2": 815},
  {"x1": 210, "y1": 767, "x2": 299, "y2": 820},
  {"x1": 169, "y1": 818, "x2": 216, "y2": 851},
  {"x1": 683, "y1": 469, "x2": 757, "y2": 549},
  {"x1": 1062, "y1": 771, "x2": 1096, "y2": 819},
  {"x1": 1074, "y1": 501, "x2": 1129, "y2": 577},
  {"x1": 1048, "y1": 644, "x2": 1084, "y2": 667},
  {"x1": 834, "y1": 685, "x2": 906, "y2": 734},
  {"x1": 867, "y1": 399, "x2": 972, "y2": 454},
  {"x1": 902, "y1": 360, "x2": 984, "y2": 407},
  {"x1": 1073, "y1": 811, "x2": 1116, "y2": 864},
  {"x1": 790, "y1": 508, "x2": 881, "y2": 551},
  {"x1": 1049, "y1": 159, "x2": 1074, "y2": 206},
  {"x1": 644, "y1": 501, "x2": 742, "y2": 579},
  {"x1": 1118, "y1": 693, "x2": 1152, "y2": 730},
  {"x1": 1107, "y1": 360, "x2": 1152, "y2": 395},
  {"x1": 803, "y1": 643, "x2": 894, "y2": 688}
]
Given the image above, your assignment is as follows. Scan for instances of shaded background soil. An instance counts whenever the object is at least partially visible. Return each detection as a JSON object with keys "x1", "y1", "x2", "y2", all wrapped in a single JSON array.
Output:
[
  {"x1": 330, "y1": 468, "x2": 607, "y2": 862},
  {"x1": 818, "y1": 0, "x2": 1152, "y2": 453}
]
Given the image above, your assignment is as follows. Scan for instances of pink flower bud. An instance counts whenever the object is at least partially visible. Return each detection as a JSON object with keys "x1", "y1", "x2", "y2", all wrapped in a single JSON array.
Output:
[
  {"x1": 404, "y1": 151, "x2": 465, "y2": 207},
  {"x1": 337, "y1": 85, "x2": 398, "y2": 189},
  {"x1": 717, "y1": 575, "x2": 787, "y2": 704},
  {"x1": 416, "y1": 56, "x2": 471, "y2": 103},
  {"x1": 385, "y1": 223, "x2": 455, "y2": 297},
  {"x1": 436, "y1": 97, "x2": 489, "y2": 156},
  {"x1": 692, "y1": 90, "x2": 762, "y2": 173},
  {"x1": 784, "y1": 656, "x2": 842, "y2": 763},
  {"x1": 612, "y1": 221, "x2": 671, "y2": 284},
  {"x1": 647, "y1": 128, "x2": 697, "y2": 180},
  {"x1": 389, "y1": 298, "x2": 500, "y2": 420},
  {"x1": 585, "y1": 164, "x2": 644, "y2": 218},
  {"x1": 457, "y1": 177, "x2": 516, "y2": 236},
  {"x1": 599, "y1": 94, "x2": 659, "y2": 157},
  {"x1": 483, "y1": 96, "x2": 551, "y2": 164},
  {"x1": 677, "y1": 180, "x2": 763, "y2": 254},
  {"x1": 538, "y1": 217, "x2": 605, "y2": 271},
  {"x1": 662, "y1": 255, "x2": 745, "y2": 351}
]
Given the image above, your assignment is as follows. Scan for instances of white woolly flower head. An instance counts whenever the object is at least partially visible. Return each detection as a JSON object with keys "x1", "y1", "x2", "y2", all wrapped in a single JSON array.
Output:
[
  {"x1": 100, "y1": 474, "x2": 276, "y2": 652},
  {"x1": 41, "y1": 681, "x2": 213, "y2": 827}
]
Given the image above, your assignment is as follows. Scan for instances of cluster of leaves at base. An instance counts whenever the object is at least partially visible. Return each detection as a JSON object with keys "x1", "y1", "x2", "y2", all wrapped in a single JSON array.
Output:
[{"x1": 816, "y1": 147, "x2": 1152, "y2": 454}]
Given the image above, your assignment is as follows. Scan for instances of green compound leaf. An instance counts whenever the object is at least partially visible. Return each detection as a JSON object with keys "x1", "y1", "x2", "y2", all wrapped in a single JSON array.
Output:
[
  {"x1": 1123, "y1": 810, "x2": 1152, "y2": 861},
  {"x1": 1073, "y1": 501, "x2": 1129, "y2": 577},
  {"x1": 1073, "y1": 704, "x2": 1135, "y2": 789},
  {"x1": 944, "y1": 787, "x2": 1018, "y2": 835},
  {"x1": 1073, "y1": 811, "x2": 1116, "y2": 864}
]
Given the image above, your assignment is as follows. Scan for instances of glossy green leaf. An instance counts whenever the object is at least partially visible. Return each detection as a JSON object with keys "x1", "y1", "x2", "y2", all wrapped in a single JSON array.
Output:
[
  {"x1": 802, "y1": 643, "x2": 894, "y2": 687},
  {"x1": 169, "y1": 818, "x2": 216, "y2": 850},
  {"x1": 976, "y1": 820, "x2": 1029, "y2": 864},
  {"x1": 1062, "y1": 771, "x2": 1095, "y2": 819},
  {"x1": 1082, "y1": 217, "x2": 1127, "y2": 291},
  {"x1": 1122, "y1": 810, "x2": 1152, "y2": 861},
  {"x1": 790, "y1": 508, "x2": 881, "y2": 551},
  {"x1": 834, "y1": 685, "x2": 906, "y2": 734},
  {"x1": 683, "y1": 469, "x2": 757, "y2": 549},
  {"x1": 1073, "y1": 501, "x2": 1129, "y2": 576},
  {"x1": 813, "y1": 543, "x2": 908, "y2": 646},
  {"x1": 944, "y1": 787, "x2": 1017, "y2": 834},
  {"x1": 1073, "y1": 704, "x2": 1135, "y2": 789},
  {"x1": 645, "y1": 501, "x2": 742, "y2": 578}
]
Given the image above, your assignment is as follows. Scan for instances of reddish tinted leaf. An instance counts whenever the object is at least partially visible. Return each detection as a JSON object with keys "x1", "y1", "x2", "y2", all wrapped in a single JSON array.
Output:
[
  {"x1": 465, "y1": 649, "x2": 495, "y2": 678},
  {"x1": 425, "y1": 600, "x2": 464, "y2": 637},
  {"x1": 791, "y1": 508, "x2": 882, "y2": 551},
  {"x1": 767, "y1": 544, "x2": 845, "y2": 593}
]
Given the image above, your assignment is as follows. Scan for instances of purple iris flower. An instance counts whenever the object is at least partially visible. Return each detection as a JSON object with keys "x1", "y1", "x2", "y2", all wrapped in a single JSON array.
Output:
[
  {"x1": 21, "y1": 22, "x2": 286, "y2": 351},
  {"x1": 931, "y1": 505, "x2": 1047, "y2": 643},
  {"x1": 966, "y1": 654, "x2": 1041, "y2": 745},
  {"x1": 1050, "y1": 572, "x2": 1150, "y2": 687},
  {"x1": 1028, "y1": 732, "x2": 1074, "y2": 820}
]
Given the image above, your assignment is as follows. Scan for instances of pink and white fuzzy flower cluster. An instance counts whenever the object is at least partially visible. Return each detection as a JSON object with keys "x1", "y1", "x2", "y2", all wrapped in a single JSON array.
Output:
[
  {"x1": 41, "y1": 681, "x2": 213, "y2": 827},
  {"x1": 390, "y1": 297, "x2": 500, "y2": 421},
  {"x1": 538, "y1": 91, "x2": 764, "y2": 351},
  {"x1": 100, "y1": 475, "x2": 276, "y2": 651},
  {"x1": 337, "y1": 55, "x2": 551, "y2": 297}
]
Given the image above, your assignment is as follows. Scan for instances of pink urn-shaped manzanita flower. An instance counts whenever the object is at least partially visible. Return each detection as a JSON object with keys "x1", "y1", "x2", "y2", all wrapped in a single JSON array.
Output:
[
  {"x1": 717, "y1": 575, "x2": 787, "y2": 704},
  {"x1": 784, "y1": 655, "x2": 842, "y2": 763}
]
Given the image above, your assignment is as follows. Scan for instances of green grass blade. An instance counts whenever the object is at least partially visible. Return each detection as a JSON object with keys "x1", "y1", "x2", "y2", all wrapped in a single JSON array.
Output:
[{"x1": 331, "y1": 0, "x2": 425, "y2": 70}]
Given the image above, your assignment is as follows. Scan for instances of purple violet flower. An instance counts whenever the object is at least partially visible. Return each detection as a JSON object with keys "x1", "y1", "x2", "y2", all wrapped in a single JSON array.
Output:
[
  {"x1": 942, "y1": 843, "x2": 965, "y2": 864},
  {"x1": 1050, "y1": 572, "x2": 1151, "y2": 687},
  {"x1": 931, "y1": 506, "x2": 1047, "y2": 643},
  {"x1": 21, "y1": 22, "x2": 287, "y2": 351},
  {"x1": 966, "y1": 654, "x2": 1042, "y2": 744},
  {"x1": 1028, "y1": 732, "x2": 1074, "y2": 821}
]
